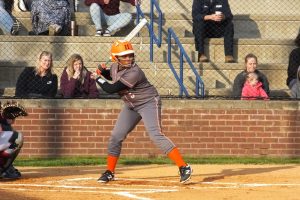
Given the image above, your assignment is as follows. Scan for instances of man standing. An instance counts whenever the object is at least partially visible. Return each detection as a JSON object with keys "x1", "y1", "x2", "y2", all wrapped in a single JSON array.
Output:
[{"x1": 192, "y1": 0, "x2": 234, "y2": 63}]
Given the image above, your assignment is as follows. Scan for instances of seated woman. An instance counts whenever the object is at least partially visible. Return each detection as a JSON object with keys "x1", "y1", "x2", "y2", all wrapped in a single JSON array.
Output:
[
  {"x1": 15, "y1": 51, "x2": 58, "y2": 98},
  {"x1": 232, "y1": 53, "x2": 270, "y2": 98},
  {"x1": 287, "y1": 32, "x2": 300, "y2": 98},
  {"x1": 60, "y1": 54, "x2": 99, "y2": 98},
  {"x1": 30, "y1": 0, "x2": 71, "y2": 35},
  {"x1": 84, "y1": 0, "x2": 140, "y2": 36}
]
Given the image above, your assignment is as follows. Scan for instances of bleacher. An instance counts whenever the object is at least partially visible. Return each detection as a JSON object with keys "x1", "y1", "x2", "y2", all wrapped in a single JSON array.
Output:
[{"x1": 1, "y1": 0, "x2": 299, "y2": 98}]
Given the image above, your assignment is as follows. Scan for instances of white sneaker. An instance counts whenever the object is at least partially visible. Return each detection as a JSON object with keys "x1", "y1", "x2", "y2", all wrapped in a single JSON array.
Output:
[
  {"x1": 95, "y1": 30, "x2": 102, "y2": 36},
  {"x1": 102, "y1": 29, "x2": 118, "y2": 37},
  {"x1": 102, "y1": 29, "x2": 112, "y2": 37},
  {"x1": 18, "y1": 0, "x2": 27, "y2": 12}
]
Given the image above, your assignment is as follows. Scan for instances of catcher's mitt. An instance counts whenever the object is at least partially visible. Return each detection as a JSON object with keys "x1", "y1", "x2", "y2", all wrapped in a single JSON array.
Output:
[{"x1": 0, "y1": 101, "x2": 28, "y2": 119}]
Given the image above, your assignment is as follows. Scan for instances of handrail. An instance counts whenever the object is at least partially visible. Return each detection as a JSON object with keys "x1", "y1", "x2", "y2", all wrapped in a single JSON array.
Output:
[
  {"x1": 167, "y1": 28, "x2": 205, "y2": 97},
  {"x1": 136, "y1": 0, "x2": 162, "y2": 62}
]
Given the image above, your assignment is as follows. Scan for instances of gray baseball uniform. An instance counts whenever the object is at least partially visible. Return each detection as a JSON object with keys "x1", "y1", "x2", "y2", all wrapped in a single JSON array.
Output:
[{"x1": 107, "y1": 63, "x2": 176, "y2": 156}]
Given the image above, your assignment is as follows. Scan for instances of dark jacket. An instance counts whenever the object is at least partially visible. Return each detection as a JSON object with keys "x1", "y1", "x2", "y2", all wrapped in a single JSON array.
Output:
[
  {"x1": 286, "y1": 47, "x2": 300, "y2": 86},
  {"x1": 84, "y1": 0, "x2": 135, "y2": 15},
  {"x1": 192, "y1": 0, "x2": 233, "y2": 22},
  {"x1": 60, "y1": 67, "x2": 99, "y2": 98},
  {"x1": 15, "y1": 67, "x2": 58, "y2": 98},
  {"x1": 232, "y1": 70, "x2": 270, "y2": 98}
]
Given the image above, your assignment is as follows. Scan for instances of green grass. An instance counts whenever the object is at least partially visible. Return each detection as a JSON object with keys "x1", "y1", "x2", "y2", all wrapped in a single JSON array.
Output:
[{"x1": 14, "y1": 156, "x2": 300, "y2": 167}]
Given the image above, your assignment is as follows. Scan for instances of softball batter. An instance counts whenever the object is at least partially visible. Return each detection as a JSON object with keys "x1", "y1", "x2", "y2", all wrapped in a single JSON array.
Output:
[{"x1": 93, "y1": 40, "x2": 192, "y2": 184}]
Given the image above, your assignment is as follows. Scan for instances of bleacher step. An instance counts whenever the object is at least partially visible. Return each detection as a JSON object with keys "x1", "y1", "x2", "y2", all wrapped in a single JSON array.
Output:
[
  {"x1": 11, "y1": 12, "x2": 300, "y2": 40},
  {"x1": 0, "y1": 36, "x2": 294, "y2": 64}
]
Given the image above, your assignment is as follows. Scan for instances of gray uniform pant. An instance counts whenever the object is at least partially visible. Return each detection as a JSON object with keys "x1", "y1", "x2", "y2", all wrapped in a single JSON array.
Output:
[{"x1": 107, "y1": 96, "x2": 175, "y2": 157}]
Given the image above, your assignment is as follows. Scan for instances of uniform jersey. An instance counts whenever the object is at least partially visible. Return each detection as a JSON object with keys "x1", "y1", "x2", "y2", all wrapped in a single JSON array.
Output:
[{"x1": 110, "y1": 63, "x2": 159, "y2": 108}]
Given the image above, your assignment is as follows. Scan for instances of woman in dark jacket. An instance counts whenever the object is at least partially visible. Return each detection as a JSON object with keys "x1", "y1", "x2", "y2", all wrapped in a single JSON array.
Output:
[
  {"x1": 15, "y1": 51, "x2": 58, "y2": 98},
  {"x1": 60, "y1": 54, "x2": 99, "y2": 98},
  {"x1": 232, "y1": 53, "x2": 269, "y2": 98},
  {"x1": 286, "y1": 32, "x2": 300, "y2": 98}
]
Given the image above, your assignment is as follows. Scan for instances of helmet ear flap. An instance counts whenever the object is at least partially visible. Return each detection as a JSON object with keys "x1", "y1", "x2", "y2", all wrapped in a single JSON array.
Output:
[
  {"x1": 111, "y1": 40, "x2": 134, "y2": 63},
  {"x1": 110, "y1": 55, "x2": 117, "y2": 62}
]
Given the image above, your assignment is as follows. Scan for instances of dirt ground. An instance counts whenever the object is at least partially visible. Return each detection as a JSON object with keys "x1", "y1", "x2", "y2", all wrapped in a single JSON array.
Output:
[{"x1": 1, "y1": 164, "x2": 300, "y2": 200}]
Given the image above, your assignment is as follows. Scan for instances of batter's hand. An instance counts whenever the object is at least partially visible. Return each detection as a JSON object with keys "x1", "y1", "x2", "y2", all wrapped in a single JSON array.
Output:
[{"x1": 96, "y1": 63, "x2": 107, "y2": 75}]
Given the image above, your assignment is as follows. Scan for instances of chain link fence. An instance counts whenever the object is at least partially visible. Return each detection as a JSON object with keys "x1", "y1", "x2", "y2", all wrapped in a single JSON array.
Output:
[{"x1": 0, "y1": 0, "x2": 299, "y2": 99}]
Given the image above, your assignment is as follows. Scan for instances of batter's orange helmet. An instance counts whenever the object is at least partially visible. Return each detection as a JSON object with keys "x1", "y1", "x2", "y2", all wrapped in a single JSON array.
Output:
[{"x1": 111, "y1": 40, "x2": 134, "y2": 62}]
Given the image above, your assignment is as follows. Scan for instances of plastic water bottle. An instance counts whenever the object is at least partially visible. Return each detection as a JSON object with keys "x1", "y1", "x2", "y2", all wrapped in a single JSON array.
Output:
[{"x1": 71, "y1": 21, "x2": 78, "y2": 36}]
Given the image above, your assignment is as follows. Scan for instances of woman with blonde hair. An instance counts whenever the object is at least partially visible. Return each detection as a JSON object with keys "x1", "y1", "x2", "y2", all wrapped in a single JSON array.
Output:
[
  {"x1": 15, "y1": 51, "x2": 58, "y2": 98},
  {"x1": 60, "y1": 54, "x2": 99, "y2": 98}
]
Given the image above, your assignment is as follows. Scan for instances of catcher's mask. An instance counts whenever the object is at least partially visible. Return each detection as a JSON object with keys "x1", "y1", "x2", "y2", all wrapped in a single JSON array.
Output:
[{"x1": 111, "y1": 40, "x2": 135, "y2": 68}]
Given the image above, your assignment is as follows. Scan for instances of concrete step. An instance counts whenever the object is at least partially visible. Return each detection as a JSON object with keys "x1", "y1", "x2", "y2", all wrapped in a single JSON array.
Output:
[
  {"x1": 0, "y1": 61, "x2": 289, "y2": 95},
  {"x1": 10, "y1": 11, "x2": 300, "y2": 40},
  {"x1": 49, "y1": 0, "x2": 300, "y2": 16},
  {"x1": 0, "y1": 36, "x2": 294, "y2": 64},
  {"x1": 205, "y1": 88, "x2": 291, "y2": 98},
  {"x1": 129, "y1": 0, "x2": 300, "y2": 16},
  {"x1": 76, "y1": 16, "x2": 300, "y2": 40}
]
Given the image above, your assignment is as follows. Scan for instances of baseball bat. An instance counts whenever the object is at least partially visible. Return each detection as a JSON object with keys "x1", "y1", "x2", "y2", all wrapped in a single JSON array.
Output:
[{"x1": 123, "y1": 18, "x2": 148, "y2": 41}]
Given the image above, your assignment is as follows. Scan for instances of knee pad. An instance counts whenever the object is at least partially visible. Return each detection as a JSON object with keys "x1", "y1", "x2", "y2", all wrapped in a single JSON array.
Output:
[{"x1": 1, "y1": 148, "x2": 14, "y2": 158}]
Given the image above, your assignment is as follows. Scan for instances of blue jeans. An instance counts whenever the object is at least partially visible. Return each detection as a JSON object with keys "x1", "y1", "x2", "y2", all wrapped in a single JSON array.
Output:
[
  {"x1": 89, "y1": 3, "x2": 132, "y2": 32},
  {"x1": 0, "y1": 0, "x2": 14, "y2": 35}
]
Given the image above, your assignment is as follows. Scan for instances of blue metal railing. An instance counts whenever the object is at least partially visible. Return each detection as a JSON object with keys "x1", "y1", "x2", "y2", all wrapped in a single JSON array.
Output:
[
  {"x1": 136, "y1": 0, "x2": 162, "y2": 62},
  {"x1": 167, "y1": 28, "x2": 205, "y2": 97}
]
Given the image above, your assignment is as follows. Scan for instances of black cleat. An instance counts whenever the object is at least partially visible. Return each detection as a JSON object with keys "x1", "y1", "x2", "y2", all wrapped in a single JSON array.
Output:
[
  {"x1": 1, "y1": 165, "x2": 21, "y2": 179},
  {"x1": 179, "y1": 164, "x2": 192, "y2": 183},
  {"x1": 97, "y1": 170, "x2": 114, "y2": 183}
]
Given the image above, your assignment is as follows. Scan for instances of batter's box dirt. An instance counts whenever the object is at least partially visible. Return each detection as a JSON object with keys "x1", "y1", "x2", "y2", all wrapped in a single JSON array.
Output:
[{"x1": 1, "y1": 164, "x2": 300, "y2": 200}]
